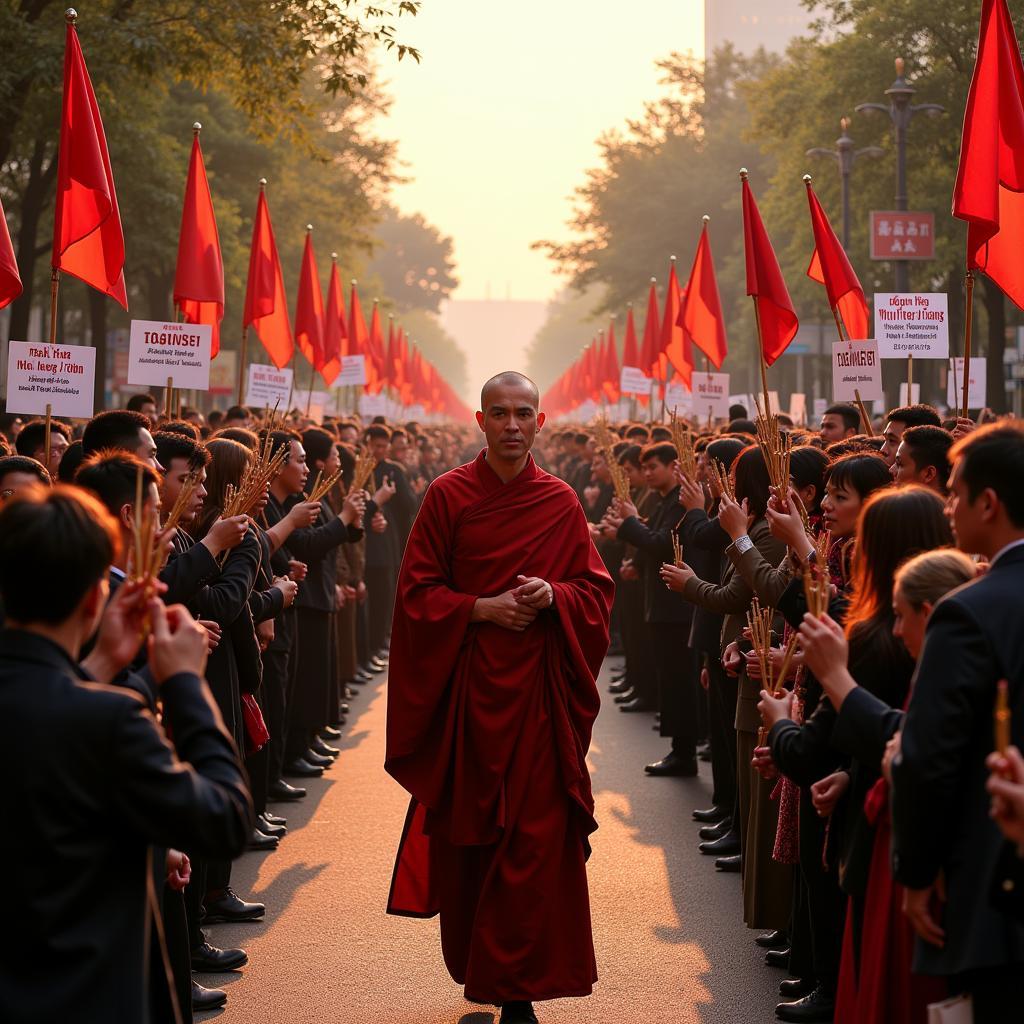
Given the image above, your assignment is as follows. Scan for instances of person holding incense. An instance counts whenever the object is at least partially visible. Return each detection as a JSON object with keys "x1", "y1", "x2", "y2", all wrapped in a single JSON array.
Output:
[
  {"x1": 385, "y1": 373, "x2": 612, "y2": 1024},
  {"x1": 891, "y1": 423, "x2": 1024, "y2": 1019}
]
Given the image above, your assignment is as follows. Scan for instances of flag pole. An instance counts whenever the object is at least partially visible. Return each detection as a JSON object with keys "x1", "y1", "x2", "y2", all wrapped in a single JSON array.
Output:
[
  {"x1": 44, "y1": 403, "x2": 52, "y2": 471},
  {"x1": 962, "y1": 269, "x2": 974, "y2": 418},
  {"x1": 907, "y1": 352, "x2": 913, "y2": 402},
  {"x1": 751, "y1": 297, "x2": 771, "y2": 416}
]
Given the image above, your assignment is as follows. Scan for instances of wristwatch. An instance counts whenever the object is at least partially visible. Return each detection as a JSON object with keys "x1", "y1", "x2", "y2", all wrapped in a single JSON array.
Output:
[{"x1": 734, "y1": 534, "x2": 754, "y2": 556}]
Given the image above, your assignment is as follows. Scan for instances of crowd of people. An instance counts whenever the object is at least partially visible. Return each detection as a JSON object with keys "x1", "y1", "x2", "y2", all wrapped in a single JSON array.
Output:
[
  {"x1": 537, "y1": 399, "x2": 1024, "y2": 1023},
  {"x1": 0, "y1": 397, "x2": 477, "y2": 1021},
  {"x1": 2, "y1": 386, "x2": 1024, "y2": 1023}
]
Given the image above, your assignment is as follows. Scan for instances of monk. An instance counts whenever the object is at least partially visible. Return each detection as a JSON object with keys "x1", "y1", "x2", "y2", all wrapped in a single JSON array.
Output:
[{"x1": 385, "y1": 372, "x2": 614, "y2": 1024}]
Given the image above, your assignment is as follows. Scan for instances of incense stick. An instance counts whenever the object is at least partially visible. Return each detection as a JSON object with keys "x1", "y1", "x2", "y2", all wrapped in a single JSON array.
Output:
[
  {"x1": 671, "y1": 532, "x2": 684, "y2": 567},
  {"x1": 996, "y1": 679, "x2": 1012, "y2": 755},
  {"x1": 593, "y1": 417, "x2": 631, "y2": 503},
  {"x1": 669, "y1": 409, "x2": 698, "y2": 480},
  {"x1": 706, "y1": 459, "x2": 734, "y2": 501}
]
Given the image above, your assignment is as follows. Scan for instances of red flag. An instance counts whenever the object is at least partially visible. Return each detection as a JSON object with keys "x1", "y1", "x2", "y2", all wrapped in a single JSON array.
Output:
[
  {"x1": 0, "y1": 195, "x2": 22, "y2": 310},
  {"x1": 321, "y1": 256, "x2": 346, "y2": 386},
  {"x1": 348, "y1": 282, "x2": 378, "y2": 391},
  {"x1": 294, "y1": 228, "x2": 325, "y2": 371},
  {"x1": 52, "y1": 16, "x2": 127, "y2": 309},
  {"x1": 243, "y1": 184, "x2": 293, "y2": 369},
  {"x1": 602, "y1": 320, "x2": 620, "y2": 401},
  {"x1": 661, "y1": 258, "x2": 693, "y2": 388},
  {"x1": 953, "y1": 0, "x2": 1024, "y2": 309},
  {"x1": 742, "y1": 174, "x2": 798, "y2": 365},
  {"x1": 639, "y1": 278, "x2": 661, "y2": 375},
  {"x1": 367, "y1": 301, "x2": 386, "y2": 394},
  {"x1": 678, "y1": 219, "x2": 728, "y2": 369},
  {"x1": 621, "y1": 304, "x2": 640, "y2": 368},
  {"x1": 805, "y1": 179, "x2": 868, "y2": 340},
  {"x1": 174, "y1": 131, "x2": 224, "y2": 356}
]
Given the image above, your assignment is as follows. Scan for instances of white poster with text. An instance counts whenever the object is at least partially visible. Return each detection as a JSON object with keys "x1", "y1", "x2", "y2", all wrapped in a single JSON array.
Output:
[
  {"x1": 128, "y1": 319, "x2": 212, "y2": 390},
  {"x1": 946, "y1": 358, "x2": 986, "y2": 410},
  {"x1": 5, "y1": 341, "x2": 96, "y2": 419},
  {"x1": 339, "y1": 354, "x2": 367, "y2": 387},
  {"x1": 619, "y1": 366, "x2": 652, "y2": 396},
  {"x1": 693, "y1": 372, "x2": 731, "y2": 418},
  {"x1": 874, "y1": 293, "x2": 949, "y2": 358},
  {"x1": 244, "y1": 363, "x2": 293, "y2": 411},
  {"x1": 832, "y1": 339, "x2": 883, "y2": 402}
]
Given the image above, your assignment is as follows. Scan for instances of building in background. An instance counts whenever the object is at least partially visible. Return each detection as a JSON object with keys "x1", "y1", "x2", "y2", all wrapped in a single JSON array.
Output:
[{"x1": 705, "y1": 1, "x2": 819, "y2": 56}]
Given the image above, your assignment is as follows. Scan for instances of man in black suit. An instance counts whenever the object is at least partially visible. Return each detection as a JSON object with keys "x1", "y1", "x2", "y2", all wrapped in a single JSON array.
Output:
[
  {"x1": 0, "y1": 486, "x2": 251, "y2": 1023},
  {"x1": 893, "y1": 422, "x2": 1024, "y2": 1018}
]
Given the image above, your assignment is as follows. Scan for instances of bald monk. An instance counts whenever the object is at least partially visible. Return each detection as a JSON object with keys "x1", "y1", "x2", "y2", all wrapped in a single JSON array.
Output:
[{"x1": 385, "y1": 372, "x2": 614, "y2": 1024}]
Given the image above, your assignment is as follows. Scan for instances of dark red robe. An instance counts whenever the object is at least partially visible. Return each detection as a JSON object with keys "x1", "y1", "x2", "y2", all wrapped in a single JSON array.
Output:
[{"x1": 385, "y1": 449, "x2": 614, "y2": 1004}]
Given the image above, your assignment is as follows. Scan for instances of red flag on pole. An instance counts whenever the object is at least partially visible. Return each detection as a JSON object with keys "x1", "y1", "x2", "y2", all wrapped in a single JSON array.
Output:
[
  {"x1": 805, "y1": 178, "x2": 868, "y2": 340},
  {"x1": 742, "y1": 173, "x2": 798, "y2": 365},
  {"x1": 294, "y1": 227, "x2": 325, "y2": 372},
  {"x1": 953, "y1": 0, "x2": 1024, "y2": 309},
  {"x1": 243, "y1": 183, "x2": 293, "y2": 369},
  {"x1": 321, "y1": 255, "x2": 346, "y2": 386},
  {"x1": 639, "y1": 279, "x2": 661, "y2": 375},
  {"x1": 52, "y1": 13, "x2": 127, "y2": 309},
  {"x1": 678, "y1": 218, "x2": 728, "y2": 369},
  {"x1": 602, "y1": 320, "x2": 620, "y2": 401},
  {"x1": 174, "y1": 129, "x2": 224, "y2": 356},
  {"x1": 348, "y1": 281, "x2": 378, "y2": 391},
  {"x1": 0, "y1": 196, "x2": 22, "y2": 310},
  {"x1": 367, "y1": 301, "x2": 386, "y2": 394},
  {"x1": 622, "y1": 304, "x2": 640, "y2": 368},
  {"x1": 661, "y1": 258, "x2": 693, "y2": 388}
]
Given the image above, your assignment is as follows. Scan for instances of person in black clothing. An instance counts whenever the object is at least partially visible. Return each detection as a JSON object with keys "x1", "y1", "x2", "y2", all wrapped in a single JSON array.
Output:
[{"x1": 0, "y1": 486, "x2": 251, "y2": 1024}]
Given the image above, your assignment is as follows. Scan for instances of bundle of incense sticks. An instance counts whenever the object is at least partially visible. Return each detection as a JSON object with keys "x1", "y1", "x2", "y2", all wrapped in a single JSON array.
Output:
[
  {"x1": 308, "y1": 467, "x2": 344, "y2": 504},
  {"x1": 351, "y1": 450, "x2": 377, "y2": 493},
  {"x1": 706, "y1": 459, "x2": 734, "y2": 501},
  {"x1": 593, "y1": 417, "x2": 631, "y2": 503},
  {"x1": 754, "y1": 396, "x2": 792, "y2": 496},
  {"x1": 671, "y1": 532, "x2": 684, "y2": 567},
  {"x1": 802, "y1": 531, "x2": 833, "y2": 618},
  {"x1": 747, "y1": 596, "x2": 801, "y2": 744},
  {"x1": 995, "y1": 680, "x2": 1012, "y2": 755},
  {"x1": 128, "y1": 469, "x2": 163, "y2": 635},
  {"x1": 161, "y1": 471, "x2": 201, "y2": 536},
  {"x1": 669, "y1": 409, "x2": 698, "y2": 480},
  {"x1": 222, "y1": 442, "x2": 289, "y2": 519}
]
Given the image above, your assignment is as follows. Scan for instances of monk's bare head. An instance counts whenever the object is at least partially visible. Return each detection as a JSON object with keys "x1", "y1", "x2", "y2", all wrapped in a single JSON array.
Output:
[{"x1": 476, "y1": 372, "x2": 545, "y2": 466}]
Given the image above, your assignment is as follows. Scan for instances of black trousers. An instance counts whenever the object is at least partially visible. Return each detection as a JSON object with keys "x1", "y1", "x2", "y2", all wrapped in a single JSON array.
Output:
[
  {"x1": 799, "y1": 786, "x2": 844, "y2": 991},
  {"x1": 649, "y1": 622, "x2": 697, "y2": 759},
  {"x1": 707, "y1": 659, "x2": 738, "y2": 813},
  {"x1": 262, "y1": 646, "x2": 291, "y2": 783},
  {"x1": 365, "y1": 563, "x2": 396, "y2": 654},
  {"x1": 287, "y1": 608, "x2": 332, "y2": 759},
  {"x1": 162, "y1": 886, "x2": 193, "y2": 1021},
  {"x1": 621, "y1": 580, "x2": 656, "y2": 705}
]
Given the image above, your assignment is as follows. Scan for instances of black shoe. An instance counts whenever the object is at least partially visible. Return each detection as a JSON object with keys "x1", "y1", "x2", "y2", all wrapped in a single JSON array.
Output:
[
  {"x1": 283, "y1": 757, "x2": 323, "y2": 778},
  {"x1": 699, "y1": 832, "x2": 740, "y2": 856},
  {"x1": 756, "y1": 929, "x2": 790, "y2": 950},
  {"x1": 191, "y1": 940, "x2": 248, "y2": 972},
  {"x1": 303, "y1": 748, "x2": 333, "y2": 769},
  {"x1": 645, "y1": 752, "x2": 698, "y2": 777},
  {"x1": 692, "y1": 804, "x2": 726, "y2": 823},
  {"x1": 619, "y1": 697, "x2": 653, "y2": 712},
  {"x1": 320, "y1": 726, "x2": 342, "y2": 740},
  {"x1": 715, "y1": 854, "x2": 741, "y2": 872},
  {"x1": 269, "y1": 778, "x2": 306, "y2": 801},
  {"x1": 699, "y1": 818, "x2": 732, "y2": 841},
  {"x1": 608, "y1": 678, "x2": 630, "y2": 694},
  {"x1": 368, "y1": 658, "x2": 387, "y2": 673},
  {"x1": 310, "y1": 736, "x2": 339, "y2": 759},
  {"x1": 354, "y1": 670, "x2": 373, "y2": 684},
  {"x1": 339, "y1": 702, "x2": 350, "y2": 716},
  {"x1": 204, "y1": 888, "x2": 265, "y2": 924},
  {"x1": 191, "y1": 981, "x2": 227, "y2": 1011},
  {"x1": 256, "y1": 814, "x2": 286, "y2": 838},
  {"x1": 778, "y1": 977, "x2": 815, "y2": 998},
  {"x1": 345, "y1": 685, "x2": 358, "y2": 699},
  {"x1": 698, "y1": 746, "x2": 712, "y2": 762},
  {"x1": 613, "y1": 687, "x2": 636, "y2": 705},
  {"x1": 262, "y1": 810, "x2": 287, "y2": 826},
  {"x1": 248, "y1": 828, "x2": 278, "y2": 851},
  {"x1": 774, "y1": 985, "x2": 835, "y2": 1022},
  {"x1": 499, "y1": 1001, "x2": 538, "y2": 1024},
  {"x1": 764, "y1": 948, "x2": 791, "y2": 969}
]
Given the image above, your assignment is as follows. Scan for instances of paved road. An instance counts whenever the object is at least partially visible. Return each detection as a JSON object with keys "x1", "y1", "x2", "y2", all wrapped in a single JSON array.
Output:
[{"x1": 196, "y1": 659, "x2": 783, "y2": 1023}]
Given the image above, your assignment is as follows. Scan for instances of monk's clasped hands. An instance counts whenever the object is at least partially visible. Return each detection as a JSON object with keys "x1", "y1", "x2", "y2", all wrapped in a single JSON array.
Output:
[{"x1": 513, "y1": 575, "x2": 554, "y2": 610}]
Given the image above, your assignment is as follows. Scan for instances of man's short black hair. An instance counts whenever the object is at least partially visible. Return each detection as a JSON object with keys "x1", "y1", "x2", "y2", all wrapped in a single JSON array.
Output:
[
  {"x1": 639, "y1": 442, "x2": 678, "y2": 466},
  {"x1": 14, "y1": 418, "x2": 71, "y2": 458},
  {"x1": 154, "y1": 431, "x2": 210, "y2": 472},
  {"x1": 728, "y1": 403, "x2": 748, "y2": 420},
  {"x1": 901, "y1": 425, "x2": 954, "y2": 486},
  {"x1": 727, "y1": 418, "x2": 757, "y2": 435},
  {"x1": 824, "y1": 403, "x2": 861, "y2": 433},
  {"x1": 302, "y1": 427, "x2": 336, "y2": 466},
  {"x1": 625, "y1": 425, "x2": 649, "y2": 442},
  {"x1": 82, "y1": 410, "x2": 150, "y2": 456},
  {"x1": 365, "y1": 424, "x2": 391, "y2": 443},
  {"x1": 885, "y1": 404, "x2": 941, "y2": 429},
  {"x1": 225, "y1": 405, "x2": 249, "y2": 421},
  {"x1": 0, "y1": 454, "x2": 51, "y2": 488},
  {"x1": 57, "y1": 441, "x2": 85, "y2": 483},
  {"x1": 207, "y1": 410, "x2": 224, "y2": 428},
  {"x1": 75, "y1": 450, "x2": 160, "y2": 520},
  {"x1": 573, "y1": 432, "x2": 591, "y2": 447},
  {"x1": 951, "y1": 421, "x2": 1024, "y2": 527},
  {"x1": 650, "y1": 426, "x2": 672, "y2": 442},
  {"x1": 126, "y1": 392, "x2": 157, "y2": 413},
  {"x1": 617, "y1": 443, "x2": 643, "y2": 469},
  {"x1": 0, "y1": 486, "x2": 118, "y2": 623},
  {"x1": 159, "y1": 420, "x2": 201, "y2": 441}
]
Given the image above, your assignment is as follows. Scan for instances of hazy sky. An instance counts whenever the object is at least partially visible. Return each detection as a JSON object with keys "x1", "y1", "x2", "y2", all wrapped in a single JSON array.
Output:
[{"x1": 382, "y1": 1, "x2": 704, "y2": 304}]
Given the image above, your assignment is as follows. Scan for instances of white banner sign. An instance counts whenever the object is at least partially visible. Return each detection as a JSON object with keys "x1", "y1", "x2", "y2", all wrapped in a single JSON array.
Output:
[
  {"x1": 359, "y1": 392, "x2": 388, "y2": 417},
  {"x1": 947, "y1": 358, "x2": 986, "y2": 410},
  {"x1": 619, "y1": 365, "x2": 652, "y2": 396},
  {"x1": 693, "y1": 372, "x2": 730, "y2": 418},
  {"x1": 832, "y1": 339, "x2": 883, "y2": 403},
  {"x1": 664, "y1": 382, "x2": 692, "y2": 417},
  {"x1": 789, "y1": 392, "x2": 807, "y2": 425},
  {"x1": 813, "y1": 397, "x2": 829, "y2": 422},
  {"x1": 339, "y1": 354, "x2": 367, "y2": 387},
  {"x1": 874, "y1": 293, "x2": 949, "y2": 358},
  {"x1": 5, "y1": 341, "x2": 96, "y2": 419},
  {"x1": 244, "y1": 363, "x2": 293, "y2": 410},
  {"x1": 128, "y1": 319, "x2": 212, "y2": 390},
  {"x1": 898, "y1": 383, "x2": 922, "y2": 406}
]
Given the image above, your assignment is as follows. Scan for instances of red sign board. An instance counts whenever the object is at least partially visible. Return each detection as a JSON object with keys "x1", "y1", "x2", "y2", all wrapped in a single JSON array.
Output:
[{"x1": 870, "y1": 211, "x2": 935, "y2": 261}]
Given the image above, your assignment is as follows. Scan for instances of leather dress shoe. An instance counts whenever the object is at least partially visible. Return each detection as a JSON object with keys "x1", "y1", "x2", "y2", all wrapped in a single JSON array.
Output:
[
  {"x1": 263, "y1": 809, "x2": 286, "y2": 826},
  {"x1": 248, "y1": 827, "x2": 278, "y2": 851},
  {"x1": 756, "y1": 929, "x2": 789, "y2": 950},
  {"x1": 779, "y1": 977, "x2": 815, "y2": 998},
  {"x1": 608, "y1": 678, "x2": 630, "y2": 694},
  {"x1": 764, "y1": 947, "x2": 791, "y2": 969},
  {"x1": 192, "y1": 981, "x2": 227, "y2": 1011},
  {"x1": 320, "y1": 725, "x2": 342, "y2": 740},
  {"x1": 339, "y1": 702, "x2": 350, "y2": 716},
  {"x1": 269, "y1": 778, "x2": 306, "y2": 801},
  {"x1": 204, "y1": 888, "x2": 265, "y2": 923},
  {"x1": 310, "y1": 736, "x2": 339, "y2": 759},
  {"x1": 256, "y1": 814, "x2": 286, "y2": 838},
  {"x1": 692, "y1": 804, "x2": 725, "y2": 823},
  {"x1": 644, "y1": 752, "x2": 698, "y2": 777},
  {"x1": 715, "y1": 854, "x2": 741, "y2": 872},
  {"x1": 283, "y1": 757, "x2": 323, "y2": 778},
  {"x1": 345, "y1": 684, "x2": 358, "y2": 698},
  {"x1": 191, "y1": 940, "x2": 248, "y2": 972},
  {"x1": 699, "y1": 832, "x2": 740, "y2": 856},
  {"x1": 774, "y1": 985, "x2": 835, "y2": 1022},
  {"x1": 613, "y1": 687, "x2": 636, "y2": 705},
  {"x1": 368, "y1": 658, "x2": 387, "y2": 673},
  {"x1": 499, "y1": 1001, "x2": 538, "y2": 1024},
  {"x1": 619, "y1": 697, "x2": 653, "y2": 712},
  {"x1": 699, "y1": 818, "x2": 732, "y2": 841},
  {"x1": 303, "y1": 748, "x2": 333, "y2": 768}
]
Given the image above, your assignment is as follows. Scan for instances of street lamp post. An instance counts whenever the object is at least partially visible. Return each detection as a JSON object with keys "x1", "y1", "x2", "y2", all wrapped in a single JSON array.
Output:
[
  {"x1": 856, "y1": 57, "x2": 944, "y2": 292},
  {"x1": 806, "y1": 117, "x2": 883, "y2": 250}
]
